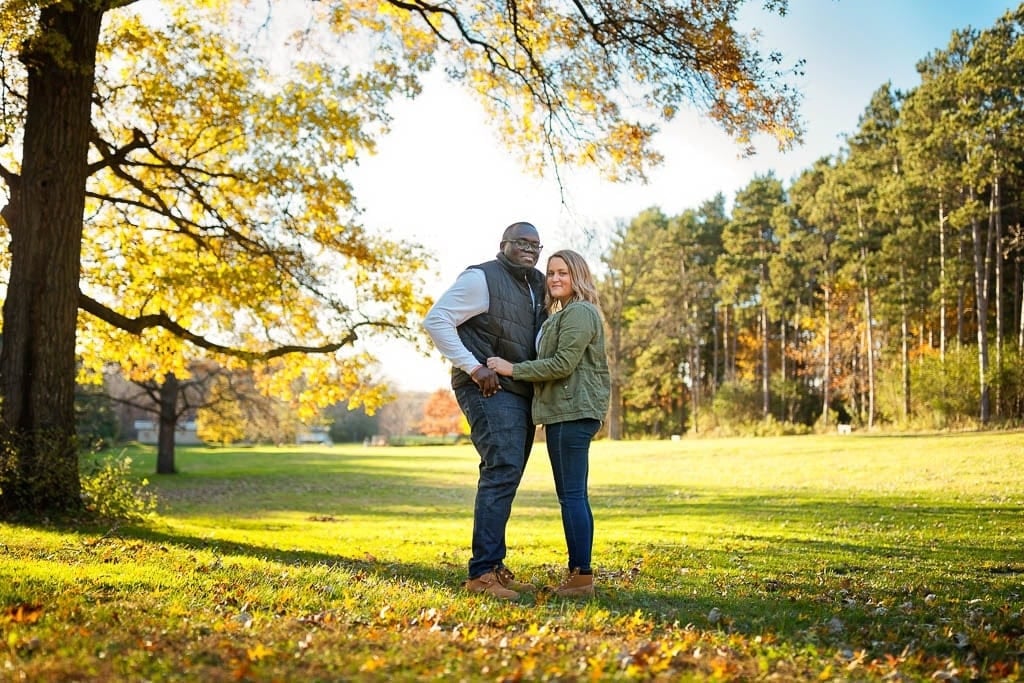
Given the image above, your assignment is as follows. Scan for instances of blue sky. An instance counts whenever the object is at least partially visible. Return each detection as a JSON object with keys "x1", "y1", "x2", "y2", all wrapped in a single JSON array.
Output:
[{"x1": 349, "y1": 0, "x2": 1018, "y2": 393}]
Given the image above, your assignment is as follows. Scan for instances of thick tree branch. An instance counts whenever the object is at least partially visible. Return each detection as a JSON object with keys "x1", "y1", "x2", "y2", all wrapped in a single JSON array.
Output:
[
  {"x1": 0, "y1": 161, "x2": 17, "y2": 188},
  {"x1": 79, "y1": 290, "x2": 363, "y2": 361},
  {"x1": 87, "y1": 126, "x2": 150, "y2": 174}
]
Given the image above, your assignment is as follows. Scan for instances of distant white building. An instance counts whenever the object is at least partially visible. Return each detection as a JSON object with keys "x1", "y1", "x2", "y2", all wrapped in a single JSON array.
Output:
[
  {"x1": 134, "y1": 420, "x2": 203, "y2": 445},
  {"x1": 296, "y1": 426, "x2": 332, "y2": 445}
]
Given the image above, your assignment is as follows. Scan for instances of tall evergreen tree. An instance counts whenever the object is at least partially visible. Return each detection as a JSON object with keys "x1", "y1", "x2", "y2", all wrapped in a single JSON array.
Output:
[
  {"x1": 835, "y1": 84, "x2": 903, "y2": 427},
  {"x1": 718, "y1": 174, "x2": 785, "y2": 418},
  {"x1": 773, "y1": 157, "x2": 846, "y2": 424}
]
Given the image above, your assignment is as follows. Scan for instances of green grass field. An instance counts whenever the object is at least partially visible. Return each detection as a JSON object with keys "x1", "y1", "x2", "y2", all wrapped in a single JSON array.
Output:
[{"x1": 2, "y1": 432, "x2": 1023, "y2": 681}]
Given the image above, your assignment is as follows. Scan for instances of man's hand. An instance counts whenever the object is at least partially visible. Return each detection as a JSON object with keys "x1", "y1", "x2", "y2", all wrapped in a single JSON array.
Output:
[{"x1": 471, "y1": 366, "x2": 501, "y2": 397}]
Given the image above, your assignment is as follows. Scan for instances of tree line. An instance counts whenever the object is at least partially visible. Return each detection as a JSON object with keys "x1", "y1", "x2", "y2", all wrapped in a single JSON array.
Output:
[{"x1": 597, "y1": 6, "x2": 1024, "y2": 438}]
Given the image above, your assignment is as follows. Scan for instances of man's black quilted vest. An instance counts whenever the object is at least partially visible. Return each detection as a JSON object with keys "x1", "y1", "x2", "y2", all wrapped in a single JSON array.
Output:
[{"x1": 452, "y1": 259, "x2": 545, "y2": 398}]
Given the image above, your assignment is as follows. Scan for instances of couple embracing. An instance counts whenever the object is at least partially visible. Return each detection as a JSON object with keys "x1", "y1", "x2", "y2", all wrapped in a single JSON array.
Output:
[{"x1": 423, "y1": 221, "x2": 611, "y2": 600}]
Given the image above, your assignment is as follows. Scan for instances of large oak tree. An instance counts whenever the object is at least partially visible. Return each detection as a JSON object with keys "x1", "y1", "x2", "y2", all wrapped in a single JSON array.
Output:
[{"x1": 0, "y1": 0, "x2": 802, "y2": 516}]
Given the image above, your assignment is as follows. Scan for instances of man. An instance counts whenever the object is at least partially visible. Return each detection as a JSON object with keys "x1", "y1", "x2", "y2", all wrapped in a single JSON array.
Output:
[{"x1": 423, "y1": 221, "x2": 546, "y2": 600}]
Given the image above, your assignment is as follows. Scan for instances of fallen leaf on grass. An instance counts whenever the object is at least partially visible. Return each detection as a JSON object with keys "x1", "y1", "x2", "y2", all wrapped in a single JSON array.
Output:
[
  {"x1": 247, "y1": 643, "x2": 273, "y2": 661},
  {"x1": 3, "y1": 603, "x2": 43, "y2": 624},
  {"x1": 297, "y1": 610, "x2": 336, "y2": 625},
  {"x1": 360, "y1": 655, "x2": 385, "y2": 672}
]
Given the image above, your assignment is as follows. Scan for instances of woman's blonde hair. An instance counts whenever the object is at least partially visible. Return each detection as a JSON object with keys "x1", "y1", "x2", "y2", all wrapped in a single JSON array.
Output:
[{"x1": 545, "y1": 249, "x2": 602, "y2": 313}]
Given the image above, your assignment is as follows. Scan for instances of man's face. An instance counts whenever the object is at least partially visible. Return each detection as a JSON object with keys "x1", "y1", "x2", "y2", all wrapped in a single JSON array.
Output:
[{"x1": 500, "y1": 228, "x2": 542, "y2": 267}]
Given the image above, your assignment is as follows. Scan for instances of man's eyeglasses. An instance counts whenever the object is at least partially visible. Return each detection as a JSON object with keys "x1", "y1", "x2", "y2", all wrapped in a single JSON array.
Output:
[{"x1": 504, "y1": 238, "x2": 543, "y2": 253}]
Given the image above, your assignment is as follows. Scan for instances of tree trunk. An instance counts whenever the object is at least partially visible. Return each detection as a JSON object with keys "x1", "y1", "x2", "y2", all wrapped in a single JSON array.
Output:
[
  {"x1": 855, "y1": 200, "x2": 876, "y2": 429},
  {"x1": 939, "y1": 200, "x2": 947, "y2": 363},
  {"x1": 991, "y1": 176, "x2": 1003, "y2": 417},
  {"x1": 711, "y1": 304, "x2": 720, "y2": 390},
  {"x1": 860, "y1": 282, "x2": 875, "y2": 429},
  {"x1": 156, "y1": 375, "x2": 180, "y2": 475},
  {"x1": 900, "y1": 262, "x2": 911, "y2": 422},
  {"x1": 822, "y1": 285, "x2": 831, "y2": 427},
  {"x1": 607, "y1": 383, "x2": 623, "y2": 440},
  {"x1": 1019, "y1": 259, "x2": 1024, "y2": 351},
  {"x1": 779, "y1": 318, "x2": 787, "y2": 383},
  {"x1": 606, "y1": 322, "x2": 623, "y2": 440},
  {"x1": 971, "y1": 188, "x2": 991, "y2": 424},
  {"x1": 761, "y1": 304, "x2": 770, "y2": 418},
  {"x1": 722, "y1": 305, "x2": 733, "y2": 382},
  {"x1": 0, "y1": 4, "x2": 104, "y2": 515},
  {"x1": 689, "y1": 340, "x2": 700, "y2": 434},
  {"x1": 957, "y1": 229, "x2": 966, "y2": 347}
]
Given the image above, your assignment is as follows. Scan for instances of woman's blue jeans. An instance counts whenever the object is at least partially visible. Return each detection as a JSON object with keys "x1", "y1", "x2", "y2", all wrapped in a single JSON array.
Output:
[
  {"x1": 545, "y1": 418, "x2": 600, "y2": 573},
  {"x1": 454, "y1": 385, "x2": 534, "y2": 579}
]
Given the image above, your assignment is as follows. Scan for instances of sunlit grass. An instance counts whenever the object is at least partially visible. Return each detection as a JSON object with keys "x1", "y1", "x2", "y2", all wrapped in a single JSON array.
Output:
[{"x1": 2, "y1": 432, "x2": 1023, "y2": 681}]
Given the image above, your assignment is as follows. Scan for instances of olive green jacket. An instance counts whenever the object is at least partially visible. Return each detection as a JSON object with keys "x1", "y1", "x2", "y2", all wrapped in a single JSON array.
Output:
[{"x1": 511, "y1": 301, "x2": 611, "y2": 425}]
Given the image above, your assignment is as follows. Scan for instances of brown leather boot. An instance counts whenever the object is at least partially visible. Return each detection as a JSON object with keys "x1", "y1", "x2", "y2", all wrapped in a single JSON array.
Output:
[
  {"x1": 463, "y1": 571, "x2": 519, "y2": 600},
  {"x1": 554, "y1": 568, "x2": 595, "y2": 597},
  {"x1": 495, "y1": 566, "x2": 537, "y2": 594}
]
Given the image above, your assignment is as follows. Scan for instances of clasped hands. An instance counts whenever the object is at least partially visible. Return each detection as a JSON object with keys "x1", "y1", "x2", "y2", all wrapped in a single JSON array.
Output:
[{"x1": 470, "y1": 357, "x2": 514, "y2": 397}]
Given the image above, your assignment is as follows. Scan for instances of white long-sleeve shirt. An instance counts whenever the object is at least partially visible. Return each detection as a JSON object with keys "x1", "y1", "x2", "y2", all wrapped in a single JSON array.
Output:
[{"x1": 422, "y1": 268, "x2": 490, "y2": 375}]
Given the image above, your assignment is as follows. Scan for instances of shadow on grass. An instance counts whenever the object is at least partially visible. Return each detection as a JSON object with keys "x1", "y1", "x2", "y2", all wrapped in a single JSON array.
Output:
[
  {"x1": 117, "y1": 524, "x2": 464, "y2": 586},
  {"x1": 89, "y1": 516, "x2": 1019, "y2": 663},
  {"x1": 6, "y1": 500, "x2": 1021, "y2": 662}
]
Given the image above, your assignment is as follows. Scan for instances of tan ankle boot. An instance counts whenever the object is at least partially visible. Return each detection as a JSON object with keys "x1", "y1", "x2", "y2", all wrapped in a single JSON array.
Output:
[
  {"x1": 554, "y1": 569, "x2": 595, "y2": 597},
  {"x1": 463, "y1": 571, "x2": 518, "y2": 600},
  {"x1": 495, "y1": 566, "x2": 537, "y2": 594}
]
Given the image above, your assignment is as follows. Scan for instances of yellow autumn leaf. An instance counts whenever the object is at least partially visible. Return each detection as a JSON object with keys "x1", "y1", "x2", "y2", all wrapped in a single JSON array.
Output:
[
  {"x1": 359, "y1": 655, "x2": 385, "y2": 672},
  {"x1": 246, "y1": 643, "x2": 272, "y2": 662}
]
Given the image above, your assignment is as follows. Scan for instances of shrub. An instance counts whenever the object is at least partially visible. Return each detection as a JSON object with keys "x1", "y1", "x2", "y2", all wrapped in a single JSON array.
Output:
[
  {"x1": 709, "y1": 380, "x2": 762, "y2": 427},
  {"x1": 80, "y1": 452, "x2": 157, "y2": 523}
]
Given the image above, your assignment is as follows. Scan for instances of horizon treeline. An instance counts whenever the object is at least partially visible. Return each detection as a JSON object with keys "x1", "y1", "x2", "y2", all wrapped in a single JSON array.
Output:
[{"x1": 597, "y1": 6, "x2": 1024, "y2": 438}]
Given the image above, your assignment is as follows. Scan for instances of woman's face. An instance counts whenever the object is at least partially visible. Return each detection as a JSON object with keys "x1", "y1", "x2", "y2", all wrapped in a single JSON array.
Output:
[{"x1": 546, "y1": 256, "x2": 573, "y2": 302}]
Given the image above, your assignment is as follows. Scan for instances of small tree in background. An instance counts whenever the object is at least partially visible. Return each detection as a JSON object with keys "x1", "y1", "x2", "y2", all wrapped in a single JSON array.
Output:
[
  {"x1": 327, "y1": 404, "x2": 379, "y2": 444},
  {"x1": 417, "y1": 390, "x2": 468, "y2": 437},
  {"x1": 377, "y1": 393, "x2": 429, "y2": 437}
]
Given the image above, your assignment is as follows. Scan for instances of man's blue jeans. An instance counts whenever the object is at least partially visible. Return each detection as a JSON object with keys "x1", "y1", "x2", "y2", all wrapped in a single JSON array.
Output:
[
  {"x1": 455, "y1": 385, "x2": 534, "y2": 579},
  {"x1": 545, "y1": 418, "x2": 600, "y2": 573}
]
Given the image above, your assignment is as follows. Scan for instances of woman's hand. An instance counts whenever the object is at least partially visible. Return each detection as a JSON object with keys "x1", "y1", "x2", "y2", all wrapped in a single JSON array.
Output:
[{"x1": 486, "y1": 356, "x2": 514, "y2": 377}]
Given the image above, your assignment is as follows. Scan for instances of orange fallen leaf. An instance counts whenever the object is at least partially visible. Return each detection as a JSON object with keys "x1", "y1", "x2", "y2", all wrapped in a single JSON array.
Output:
[
  {"x1": 360, "y1": 655, "x2": 385, "y2": 672},
  {"x1": 4, "y1": 604, "x2": 43, "y2": 624}
]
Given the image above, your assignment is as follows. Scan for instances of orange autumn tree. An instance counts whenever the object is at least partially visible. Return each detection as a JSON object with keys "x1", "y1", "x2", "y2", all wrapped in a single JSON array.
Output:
[
  {"x1": 417, "y1": 389, "x2": 468, "y2": 437},
  {"x1": 1, "y1": 0, "x2": 803, "y2": 515}
]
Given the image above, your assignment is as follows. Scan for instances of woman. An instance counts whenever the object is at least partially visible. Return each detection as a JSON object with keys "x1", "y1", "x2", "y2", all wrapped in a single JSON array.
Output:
[{"x1": 487, "y1": 249, "x2": 610, "y2": 597}]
